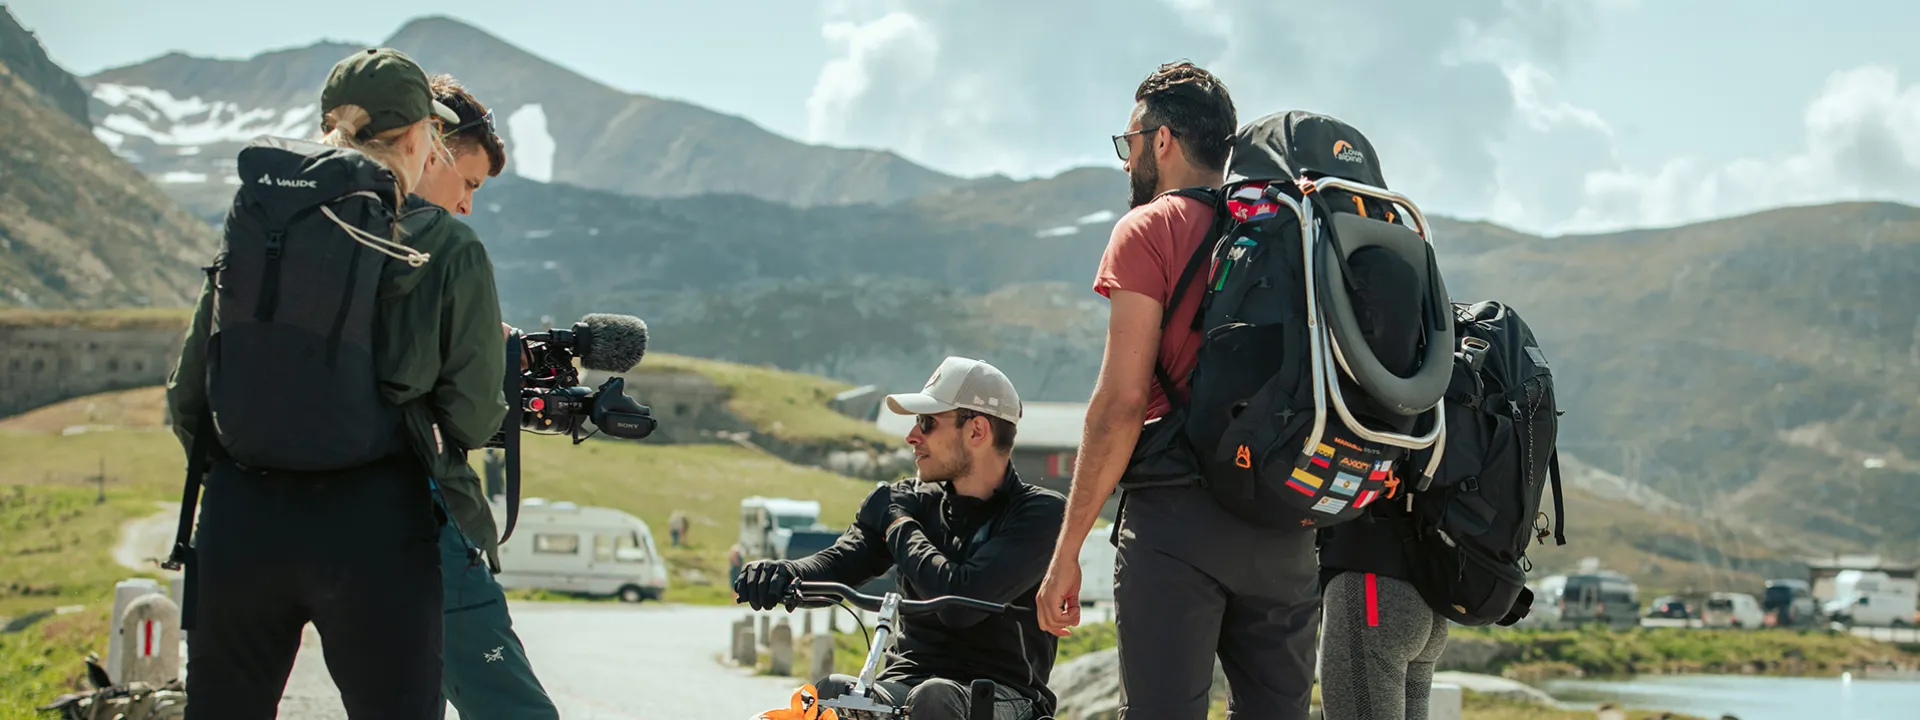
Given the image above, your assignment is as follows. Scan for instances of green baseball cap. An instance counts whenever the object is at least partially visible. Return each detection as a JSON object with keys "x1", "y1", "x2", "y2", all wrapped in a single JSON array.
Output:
[{"x1": 321, "y1": 47, "x2": 459, "y2": 138}]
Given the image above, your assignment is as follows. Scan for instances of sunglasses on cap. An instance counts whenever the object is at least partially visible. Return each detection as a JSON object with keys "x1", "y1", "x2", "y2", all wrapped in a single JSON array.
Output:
[{"x1": 915, "y1": 410, "x2": 979, "y2": 434}]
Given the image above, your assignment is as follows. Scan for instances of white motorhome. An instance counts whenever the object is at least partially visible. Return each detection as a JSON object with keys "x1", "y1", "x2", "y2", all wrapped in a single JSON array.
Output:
[
  {"x1": 1823, "y1": 570, "x2": 1918, "y2": 627},
  {"x1": 1702, "y1": 592, "x2": 1764, "y2": 628},
  {"x1": 491, "y1": 498, "x2": 669, "y2": 603},
  {"x1": 739, "y1": 496, "x2": 825, "y2": 561}
]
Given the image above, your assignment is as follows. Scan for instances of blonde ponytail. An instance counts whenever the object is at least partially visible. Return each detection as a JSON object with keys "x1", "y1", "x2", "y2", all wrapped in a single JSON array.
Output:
[{"x1": 319, "y1": 103, "x2": 430, "y2": 204}]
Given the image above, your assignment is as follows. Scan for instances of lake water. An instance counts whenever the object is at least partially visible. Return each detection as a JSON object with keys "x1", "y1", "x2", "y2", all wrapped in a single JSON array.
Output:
[{"x1": 1545, "y1": 674, "x2": 1920, "y2": 720}]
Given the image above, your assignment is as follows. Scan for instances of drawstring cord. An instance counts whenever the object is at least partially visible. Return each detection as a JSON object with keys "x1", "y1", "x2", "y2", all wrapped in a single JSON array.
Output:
[{"x1": 320, "y1": 190, "x2": 431, "y2": 267}]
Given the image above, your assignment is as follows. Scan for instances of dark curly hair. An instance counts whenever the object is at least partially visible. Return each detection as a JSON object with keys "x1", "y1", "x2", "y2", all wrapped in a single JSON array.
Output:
[
  {"x1": 428, "y1": 73, "x2": 506, "y2": 177},
  {"x1": 1134, "y1": 61, "x2": 1237, "y2": 171}
]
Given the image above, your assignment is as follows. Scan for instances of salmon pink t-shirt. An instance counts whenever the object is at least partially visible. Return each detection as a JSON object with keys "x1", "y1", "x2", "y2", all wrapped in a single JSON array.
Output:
[{"x1": 1093, "y1": 192, "x2": 1217, "y2": 421}]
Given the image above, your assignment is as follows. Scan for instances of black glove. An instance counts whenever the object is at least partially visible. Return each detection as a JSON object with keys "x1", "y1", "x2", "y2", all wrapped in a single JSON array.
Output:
[{"x1": 734, "y1": 559, "x2": 797, "y2": 611}]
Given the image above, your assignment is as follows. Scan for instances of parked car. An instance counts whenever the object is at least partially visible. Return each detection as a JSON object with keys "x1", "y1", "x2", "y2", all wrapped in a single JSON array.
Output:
[
  {"x1": 1646, "y1": 595, "x2": 1693, "y2": 620},
  {"x1": 1763, "y1": 579, "x2": 1818, "y2": 627}
]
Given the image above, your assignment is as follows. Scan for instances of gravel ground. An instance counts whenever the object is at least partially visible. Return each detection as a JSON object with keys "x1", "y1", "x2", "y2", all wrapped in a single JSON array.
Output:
[{"x1": 276, "y1": 601, "x2": 810, "y2": 719}]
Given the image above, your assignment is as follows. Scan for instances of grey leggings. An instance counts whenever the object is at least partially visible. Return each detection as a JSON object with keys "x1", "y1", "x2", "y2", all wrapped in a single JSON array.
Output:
[{"x1": 1319, "y1": 572, "x2": 1449, "y2": 720}]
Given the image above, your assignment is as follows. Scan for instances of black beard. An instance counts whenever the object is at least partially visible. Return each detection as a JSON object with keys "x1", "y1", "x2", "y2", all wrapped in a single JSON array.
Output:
[{"x1": 1128, "y1": 154, "x2": 1160, "y2": 208}]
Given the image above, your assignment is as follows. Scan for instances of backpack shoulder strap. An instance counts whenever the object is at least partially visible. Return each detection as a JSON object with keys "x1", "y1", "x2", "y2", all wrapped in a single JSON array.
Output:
[
  {"x1": 1548, "y1": 451, "x2": 1566, "y2": 546},
  {"x1": 1156, "y1": 186, "x2": 1224, "y2": 409}
]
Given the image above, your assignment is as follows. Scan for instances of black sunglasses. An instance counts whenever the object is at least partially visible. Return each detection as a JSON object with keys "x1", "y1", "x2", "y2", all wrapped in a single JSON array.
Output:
[
  {"x1": 1111, "y1": 126, "x2": 1167, "y2": 162},
  {"x1": 440, "y1": 108, "x2": 497, "y2": 141},
  {"x1": 915, "y1": 410, "x2": 978, "y2": 434}
]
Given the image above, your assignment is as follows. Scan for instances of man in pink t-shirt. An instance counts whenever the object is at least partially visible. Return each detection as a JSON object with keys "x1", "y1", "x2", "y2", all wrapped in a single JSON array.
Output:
[{"x1": 1035, "y1": 62, "x2": 1322, "y2": 720}]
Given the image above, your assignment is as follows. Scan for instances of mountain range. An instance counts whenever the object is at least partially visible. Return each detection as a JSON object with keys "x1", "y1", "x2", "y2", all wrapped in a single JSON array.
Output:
[
  {"x1": 82, "y1": 16, "x2": 966, "y2": 218},
  {"x1": 0, "y1": 8, "x2": 216, "y2": 309},
  {"x1": 2, "y1": 7, "x2": 1915, "y2": 569}
]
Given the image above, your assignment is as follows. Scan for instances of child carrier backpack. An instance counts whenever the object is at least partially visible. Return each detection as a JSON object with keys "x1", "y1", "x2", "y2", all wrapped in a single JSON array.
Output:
[
  {"x1": 200, "y1": 135, "x2": 433, "y2": 472},
  {"x1": 1401, "y1": 300, "x2": 1566, "y2": 626},
  {"x1": 1165, "y1": 110, "x2": 1456, "y2": 531}
]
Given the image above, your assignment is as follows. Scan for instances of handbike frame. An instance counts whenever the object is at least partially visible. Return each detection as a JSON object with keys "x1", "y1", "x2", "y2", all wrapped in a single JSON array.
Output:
[{"x1": 778, "y1": 582, "x2": 1010, "y2": 720}]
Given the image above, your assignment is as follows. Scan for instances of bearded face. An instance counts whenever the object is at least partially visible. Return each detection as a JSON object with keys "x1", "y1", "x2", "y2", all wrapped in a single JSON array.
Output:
[{"x1": 1128, "y1": 134, "x2": 1161, "y2": 209}]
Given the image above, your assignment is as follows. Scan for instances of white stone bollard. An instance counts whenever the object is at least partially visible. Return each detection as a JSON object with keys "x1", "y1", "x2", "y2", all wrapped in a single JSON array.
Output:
[
  {"x1": 811, "y1": 633, "x2": 835, "y2": 681},
  {"x1": 108, "y1": 578, "x2": 163, "y2": 684},
  {"x1": 118, "y1": 593, "x2": 182, "y2": 685},
  {"x1": 1428, "y1": 682, "x2": 1463, "y2": 720},
  {"x1": 770, "y1": 619, "x2": 794, "y2": 676}
]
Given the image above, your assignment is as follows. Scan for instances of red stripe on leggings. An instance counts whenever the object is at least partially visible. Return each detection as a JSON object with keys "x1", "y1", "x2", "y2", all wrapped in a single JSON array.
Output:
[{"x1": 1365, "y1": 573, "x2": 1379, "y2": 627}]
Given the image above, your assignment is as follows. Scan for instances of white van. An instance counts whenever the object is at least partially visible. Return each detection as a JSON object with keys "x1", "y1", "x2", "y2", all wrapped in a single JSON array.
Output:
[
  {"x1": 491, "y1": 498, "x2": 670, "y2": 603},
  {"x1": 1702, "y1": 592, "x2": 1764, "y2": 628},
  {"x1": 1824, "y1": 570, "x2": 1918, "y2": 627}
]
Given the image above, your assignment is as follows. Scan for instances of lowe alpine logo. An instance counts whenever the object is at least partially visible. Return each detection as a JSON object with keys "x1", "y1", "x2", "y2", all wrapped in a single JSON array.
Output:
[
  {"x1": 256, "y1": 173, "x2": 318, "y2": 189},
  {"x1": 1332, "y1": 140, "x2": 1365, "y2": 164}
]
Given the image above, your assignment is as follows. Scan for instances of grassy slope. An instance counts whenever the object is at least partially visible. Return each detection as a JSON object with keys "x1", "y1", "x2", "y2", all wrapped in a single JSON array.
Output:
[{"x1": 630, "y1": 353, "x2": 896, "y2": 447}]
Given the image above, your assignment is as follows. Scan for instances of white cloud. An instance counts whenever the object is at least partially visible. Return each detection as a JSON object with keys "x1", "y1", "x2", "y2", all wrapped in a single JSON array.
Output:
[
  {"x1": 1556, "y1": 65, "x2": 1920, "y2": 233},
  {"x1": 803, "y1": 1, "x2": 1920, "y2": 235}
]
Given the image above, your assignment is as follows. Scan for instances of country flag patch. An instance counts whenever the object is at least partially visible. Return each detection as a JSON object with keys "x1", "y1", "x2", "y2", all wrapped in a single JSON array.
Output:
[
  {"x1": 1310, "y1": 443, "x2": 1334, "y2": 468},
  {"x1": 1311, "y1": 496, "x2": 1349, "y2": 515},
  {"x1": 1369, "y1": 459, "x2": 1393, "y2": 481},
  {"x1": 1354, "y1": 489, "x2": 1380, "y2": 508},
  {"x1": 1330, "y1": 472, "x2": 1362, "y2": 497},
  {"x1": 1289, "y1": 467, "x2": 1324, "y2": 490}
]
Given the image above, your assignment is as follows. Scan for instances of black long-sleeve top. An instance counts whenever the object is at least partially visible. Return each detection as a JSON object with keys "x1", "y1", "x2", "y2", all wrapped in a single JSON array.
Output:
[{"x1": 789, "y1": 462, "x2": 1065, "y2": 715}]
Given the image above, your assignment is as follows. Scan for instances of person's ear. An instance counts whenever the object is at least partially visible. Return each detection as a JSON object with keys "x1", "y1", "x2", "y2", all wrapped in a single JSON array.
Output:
[{"x1": 1155, "y1": 126, "x2": 1177, "y2": 163}]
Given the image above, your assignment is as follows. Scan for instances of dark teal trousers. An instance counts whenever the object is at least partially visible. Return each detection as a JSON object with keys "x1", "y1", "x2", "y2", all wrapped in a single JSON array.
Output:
[{"x1": 435, "y1": 491, "x2": 560, "y2": 719}]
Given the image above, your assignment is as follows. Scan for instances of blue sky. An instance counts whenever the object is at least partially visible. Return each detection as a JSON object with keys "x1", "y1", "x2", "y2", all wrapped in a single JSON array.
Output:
[{"x1": 12, "y1": 0, "x2": 1920, "y2": 236}]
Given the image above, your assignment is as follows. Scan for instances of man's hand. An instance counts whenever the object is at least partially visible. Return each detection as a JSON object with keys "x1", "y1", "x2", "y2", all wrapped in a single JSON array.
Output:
[
  {"x1": 733, "y1": 559, "x2": 797, "y2": 611},
  {"x1": 1036, "y1": 555, "x2": 1083, "y2": 637}
]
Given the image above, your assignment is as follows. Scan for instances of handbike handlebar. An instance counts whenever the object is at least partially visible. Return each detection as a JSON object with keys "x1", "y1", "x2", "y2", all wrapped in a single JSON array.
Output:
[{"x1": 785, "y1": 581, "x2": 1015, "y2": 616}]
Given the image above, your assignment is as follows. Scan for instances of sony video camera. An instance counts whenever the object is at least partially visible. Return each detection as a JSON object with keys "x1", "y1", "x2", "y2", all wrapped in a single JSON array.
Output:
[{"x1": 486, "y1": 313, "x2": 659, "y2": 447}]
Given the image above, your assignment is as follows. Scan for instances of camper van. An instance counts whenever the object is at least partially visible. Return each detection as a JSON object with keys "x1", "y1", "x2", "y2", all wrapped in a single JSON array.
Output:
[
  {"x1": 492, "y1": 498, "x2": 670, "y2": 603},
  {"x1": 1702, "y1": 592, "x2": 1764, "y2": 628},
  {"x1": 739, "y1": 496, "x2": 825, "y2": 562},
  {"x1": 1554, "y1": 571, "x2": 1641, "y2": 629},
  {"x1": 1078, "y1": 524, "x2": 1117, "y2": 606},
  {"x1": 1824, "y1": 570, "x2": 1918, "y2": 627}
]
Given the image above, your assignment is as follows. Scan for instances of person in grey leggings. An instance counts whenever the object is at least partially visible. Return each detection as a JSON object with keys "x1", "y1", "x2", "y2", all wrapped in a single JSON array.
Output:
[{"x1": 1316, "y1": 500, "x2": 1449, "y2": 720}]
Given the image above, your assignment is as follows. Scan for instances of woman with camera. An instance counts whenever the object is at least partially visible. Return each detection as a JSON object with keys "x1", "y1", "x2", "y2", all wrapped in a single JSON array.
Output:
[{"x1": 165, "y1": 46, "x2": 508, "y2": 719}]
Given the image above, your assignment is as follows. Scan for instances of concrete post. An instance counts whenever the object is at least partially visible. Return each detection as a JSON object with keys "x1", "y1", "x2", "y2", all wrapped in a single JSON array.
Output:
[
  {"x1": 769, "y1": 619, "x2": 794, "y2": 676},
  {"x1": 1428, "y1": 683, "x2": 1463, "y2": 720},
  {"x1": 108, "y1": 578, "x2": 163, "y2": 684},
  {"x1": 811, "y1": 633, "x2": 835, "y2": 682},
  {"x1": 118, "y1": 594, "x2": 182, "y2": 685},
  {"x1": 736, "y1": 623, "x2": 758, "y2": 667},
  {"x1": 803, "y1": 608, "x2": 814, "y2": 636},
  {"x1": 732, "y1": 617, "x2": 753, "y2": 664},
  {"x1": 759, "y1": 614, "x2": 771, "y2": 648}
]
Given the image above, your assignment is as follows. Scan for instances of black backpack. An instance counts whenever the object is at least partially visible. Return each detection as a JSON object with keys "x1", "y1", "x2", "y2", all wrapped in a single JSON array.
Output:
[
  {"x1": 1130, "y1": 110, "x2": 1456, "y2": 531},
  {"x1": 1401, "y1": 300, "x2": 1566, "y2": 626},
  {"x1": 200, "y1": 136, "x2": 434, "y2": 472}
]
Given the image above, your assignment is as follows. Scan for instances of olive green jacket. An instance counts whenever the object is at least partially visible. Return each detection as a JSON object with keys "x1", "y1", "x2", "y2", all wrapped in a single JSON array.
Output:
[{"x1": 165, "y1": 197, "x2": 508, "y2": 560}]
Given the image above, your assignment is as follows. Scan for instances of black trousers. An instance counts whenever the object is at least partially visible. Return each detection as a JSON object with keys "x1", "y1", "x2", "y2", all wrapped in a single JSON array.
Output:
[
  {"x1": 183, "y1": 455, "x2": 443, "y2": 719},
  {"x1": 1112, "y1": 485, "x2": 1323, "y2": 720}
]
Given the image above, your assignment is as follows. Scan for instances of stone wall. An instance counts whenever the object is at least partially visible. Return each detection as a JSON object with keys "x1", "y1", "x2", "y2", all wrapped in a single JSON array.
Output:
[{"x1": 0, "y1": 323, "x2": 186, "y2": 418}]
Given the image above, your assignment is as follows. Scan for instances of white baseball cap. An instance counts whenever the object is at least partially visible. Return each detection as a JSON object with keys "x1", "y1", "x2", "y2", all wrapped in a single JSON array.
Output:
[{"x1": 885, "y1": 356, "x2": 1023, "y2": 425}]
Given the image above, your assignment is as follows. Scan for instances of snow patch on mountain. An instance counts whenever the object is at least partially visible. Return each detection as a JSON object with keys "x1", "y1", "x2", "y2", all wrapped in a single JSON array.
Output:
[
  {"x1": 505, "y1": 104, "x2": 555, "y2": 183},
  {"x1": 92, "y1": 83, "x2": 317, "y2": 146}
]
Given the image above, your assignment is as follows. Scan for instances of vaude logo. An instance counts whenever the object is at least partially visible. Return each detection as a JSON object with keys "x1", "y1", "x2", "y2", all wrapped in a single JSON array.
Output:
[
  {"x1": 256, "y1": 173, "x2": 318, "y2": 189},
  {"x1": 1332, "y1": 140, "x2": 1366, "y2": 164}
]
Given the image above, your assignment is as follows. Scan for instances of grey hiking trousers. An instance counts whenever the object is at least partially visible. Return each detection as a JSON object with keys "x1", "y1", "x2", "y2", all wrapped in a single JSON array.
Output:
[
  {"x1": 1112, "y1": 486, "x2": 1323, "y2": 720},
  {"x1": 1319, "y1": 571, "x2": 1449, "y2": 720}
]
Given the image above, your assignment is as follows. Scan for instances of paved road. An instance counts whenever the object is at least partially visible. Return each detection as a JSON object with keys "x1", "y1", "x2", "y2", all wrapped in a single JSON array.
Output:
[{"x1": 278, "y1": 602, "x2": 806, "y2": 720}]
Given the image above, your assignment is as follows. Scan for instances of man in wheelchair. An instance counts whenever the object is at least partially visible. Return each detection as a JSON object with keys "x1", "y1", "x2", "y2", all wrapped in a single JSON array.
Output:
[{"x1": 735, "y1": 356, "x2": 1067, "y2": 720}]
